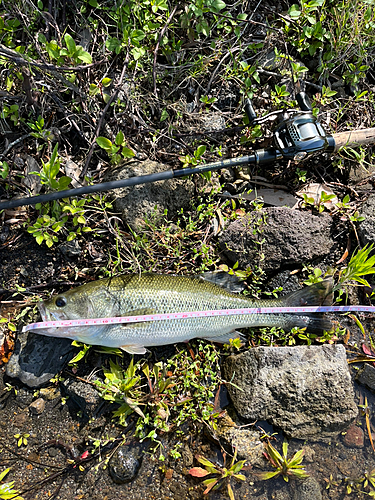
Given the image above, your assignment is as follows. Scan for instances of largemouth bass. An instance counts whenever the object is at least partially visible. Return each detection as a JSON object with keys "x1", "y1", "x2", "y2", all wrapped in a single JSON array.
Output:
[{"x1": 36, "y1": 273, "x2": 332, "y2": 354}]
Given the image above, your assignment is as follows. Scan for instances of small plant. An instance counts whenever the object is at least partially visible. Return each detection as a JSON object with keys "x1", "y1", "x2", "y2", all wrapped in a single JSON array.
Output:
[
  {"x1": 189, "y1": 448, "x2": 247, "y2": 499},
  {"x1": 42, "y1": 33, "x2": 92, "y2": 66},
  {"x1": 94, "y1": 358, "x2": 145, "y2": 425},
  {"x1": 27, "y1": 115, "x2": 52, "y2": 142},
  {"x1": 0, "y1": 161, "x2": 9, "y2": 180},
  {"x1": 30, "y1": 144, "x2": 71, "y2": 192},
  {"x1": 96, "y1": 131, "x2": 135, "y2": 164},
  {"x1": 337, "y1": 244, "x2": 375, "y2": 290},
  {"x1": 259, "y1": 440, "x2": 309, "y2": 482},
  {"x1": 271, "y1": 84, "x2": 290, "y2": 106},
  {"x1": 179, "y1": 144, "x2": 207, "y2": 173},
  {"x1": 0, "y1": 468, "x2": 24, "y2": 500},
  {"x1": 14, "y1": 432, "x2": 30, "y2": 447}
]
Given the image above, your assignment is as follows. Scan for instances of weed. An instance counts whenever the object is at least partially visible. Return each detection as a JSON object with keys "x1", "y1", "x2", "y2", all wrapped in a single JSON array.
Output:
[
  {"x1": 14, "y1": 433, "x2": 29, "y2": 447},
  {"x1": 259, "y1": 440, "x2": 309, "y2": 482},
  {"x1": 96, "y1": 132, "x2": 135, "y2": 165},
  {"x1": 0, "y1": 468, "x2": 24, "y2": 500},
  {"x1": 0, "y1": 161, "x2": 9, "y2": 180},
  {"x1": 189, "y1": 448, "x2": 247, "y2": 499},
  {"x1": 337, "y1": 244, "x2": 375, "y2": 290}
]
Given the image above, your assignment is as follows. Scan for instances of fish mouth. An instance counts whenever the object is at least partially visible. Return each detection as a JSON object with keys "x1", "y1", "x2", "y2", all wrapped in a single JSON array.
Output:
[
  {"x1": 38, "y1": 301, "x2": 67, "y2": 322},
  {"x1": 38, "y1": 301, "x2": 49, "y2": 321}
]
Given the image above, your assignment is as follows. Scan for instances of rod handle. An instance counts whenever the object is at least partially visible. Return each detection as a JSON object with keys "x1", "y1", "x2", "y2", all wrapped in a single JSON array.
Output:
[{"x1": 332, "y1": 127, "x2": 375, "y2": 152}]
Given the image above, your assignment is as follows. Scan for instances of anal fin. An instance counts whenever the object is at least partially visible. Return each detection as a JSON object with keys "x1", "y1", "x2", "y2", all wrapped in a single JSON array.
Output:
[{"x1": 203, "y1": 330, "x2": 245, "y2": 344}]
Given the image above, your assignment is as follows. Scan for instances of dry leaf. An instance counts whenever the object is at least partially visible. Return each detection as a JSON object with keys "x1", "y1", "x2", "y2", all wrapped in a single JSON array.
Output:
[{"x1": 296, "y1": 183, "x2": 338, "y2": 210}]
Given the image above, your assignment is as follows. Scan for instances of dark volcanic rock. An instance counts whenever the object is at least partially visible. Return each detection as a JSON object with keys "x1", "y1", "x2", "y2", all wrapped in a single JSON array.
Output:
[
  {"x1": 219, "y1": 207, "x2": 334, "y2": 273},
  {"x1": 106, "y1": 159, "x2": 195, "y2": 230},
  {"x1": 356, "y1": 363, "x2": 375, "y2": 391},
  {"x1": 223, "y1": 344, "x2": 358, "y2": 439},
  {"x1": 6, "y1": 331, "x2": 79, "y2": 388},
  {"x1": 109, "y1": 442, "x2": 145, "y2": 484},
  {"x1": 358, "y1": 194, "x2": 375, "y2": 246}
]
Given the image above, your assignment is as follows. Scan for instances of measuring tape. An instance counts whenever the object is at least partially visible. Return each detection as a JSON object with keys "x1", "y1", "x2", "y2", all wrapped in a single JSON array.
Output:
[{"x1": 22, "y1": 305, "x2": 375, "y2": 333}]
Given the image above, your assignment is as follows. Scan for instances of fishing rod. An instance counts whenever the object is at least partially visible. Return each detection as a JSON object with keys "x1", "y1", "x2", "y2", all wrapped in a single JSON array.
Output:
[{"x1": 1, "y1": 91, "x2": 375, "y2": 211}]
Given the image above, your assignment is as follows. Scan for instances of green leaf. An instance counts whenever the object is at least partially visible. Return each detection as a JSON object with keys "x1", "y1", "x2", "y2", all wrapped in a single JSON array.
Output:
[
  {"x1": 77, "y1": 51, "x2": 92, "y2": 64},
  {"x1": 102, "y1": 77, "x2": 112, "y2": 87},
  {"x1": 160, "y1": 108, "x2": 169, "y2": 122},
  {"x1": 122, "y1": 147, "x2": 135, "y2": 158},
  {"x1": 64, "y1": 34, "x2": 77, "y2": 56},
  {"x1": 210, "y1": 0, "x2": 226, "y2": 11},
  {"x1": 115, "y1": 130, "x2": 124, "y2": 146},
  {"x1": 195, "y1": 145, "x2": 206, "y2": 158},
  {"x1": 96, "y1": 137, "x2": 113, "y2": 150},
  {"x1": 131, "y1": 46, "x2": 146, "y2": 60}
]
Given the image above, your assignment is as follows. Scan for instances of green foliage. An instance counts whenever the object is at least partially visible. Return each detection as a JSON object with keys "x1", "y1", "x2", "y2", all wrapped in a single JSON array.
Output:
[
  {"x1": 1, "y1": 104, "x2": 19, "y2": 125},
  {"x1": 0, "y1": 469, "x2": 24, "y2": 500},
  {"x1": 259, "y1": 441, "x2": 309, "y2": 482},
  {"x1": 27, "y1": 116, "x2": 52, "y2": 142},
  {"x1": 30, "y1": 144, "x2": 71, "y2": 191},
  {"x1": 338, "y1": 244, "x2": 375, "y2": 288},
  {"x1": 189, "y1": 448, "x2": 247, "y2": 499},
  {"x1": 96, "y1": 132, "x2": 135, "y2": 164},
  {"x1": 41, "y1": 33, "x2": 92, "y2": 66},
  {"x1": 92, "y1": 341, "x2": 223, "y2": 438},
  {"x1": 282, "y1": 0, "x2": 375, "y2": 83},
  {"x1": 0, "y1": 161, "x2": 9, "y2": 180}
]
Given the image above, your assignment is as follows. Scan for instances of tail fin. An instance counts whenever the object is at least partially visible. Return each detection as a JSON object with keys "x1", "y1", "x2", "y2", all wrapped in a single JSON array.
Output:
[{"x1": 281, "y1": 278, "x2": 333, "y2": 334}]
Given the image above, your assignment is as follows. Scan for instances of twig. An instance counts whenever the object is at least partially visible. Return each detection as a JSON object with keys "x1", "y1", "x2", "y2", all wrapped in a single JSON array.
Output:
[
  {"x1": 205, "y1": 46, "x2": 241, "y2": 94},
  {"x1": 0, "y1": 134, "x2": 31, "y2": 159},
  {"x1": 153, "y1": 4, "x2": 179, "y2": 97},
  {"x1": 81, "y1": 55, "x2": 129, "y2": 179},
  {"x1": 0, "y1": 43, "x2": 107, "y2": 73}
]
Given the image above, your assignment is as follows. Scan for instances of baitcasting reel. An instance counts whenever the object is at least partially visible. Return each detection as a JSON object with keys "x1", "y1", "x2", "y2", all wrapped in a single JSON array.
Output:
[{"x1": 244, "y1": 91, "x2": 335, "y2": 162}]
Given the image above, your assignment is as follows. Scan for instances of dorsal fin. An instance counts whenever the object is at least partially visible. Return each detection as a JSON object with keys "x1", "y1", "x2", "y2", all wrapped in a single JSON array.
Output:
[{"x1": 199, "y1": 271, "x2": 245, "y2": 293}]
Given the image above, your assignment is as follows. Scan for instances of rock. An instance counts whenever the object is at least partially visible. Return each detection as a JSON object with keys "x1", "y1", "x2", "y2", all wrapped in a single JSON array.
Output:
[
  {"x1": 7, "y1": 331, "x2": 79, "y2": 388},
  {"x1": 222, "y1": 345, "x2": 358, "y2": 439},
  {"x1": 356, "y1": 363, "x2": 375, "y2": 391},
  {"x1": 342, "y1": 424, "x2": 364, "y2": 448},
  {"x1": 292, "y1": 477, "x2": 322, "y2": 500},
  {"x1": 109, "y1": 442, "x2": 145, "y2": 484},
  {"x1": 215, "y1": 414, "x2": 265, "y2": 466},
  {"x1": 58, "y1": 240, "x2": 82, "y2": 258},
  {"x1": 106, "y1": 159, "x2": 195, "y2": 230},
  {"x1": 358, "y1": 194, "x2": 375, "y2": 246},
  {"x1": 219, "y1": 208, "x2": 335, "y2": 273},
  {"x1": 29, "y1": 397, "x2": 46, "y2": 415}
]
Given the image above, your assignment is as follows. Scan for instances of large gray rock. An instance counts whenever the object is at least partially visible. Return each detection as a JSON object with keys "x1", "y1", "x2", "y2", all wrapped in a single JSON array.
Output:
[
  {"x1": 107, "y1": 159, "x2": 195, "y2": 230},
  {"x1": 219, "y1": 208, "x2": 335, "y2": 272},
  {"x1": 358, "y1": 194, "x2": 375, "y2": 246},
  {"x1": 223, "y1": 344, "x2": 358, "y2": 439}
]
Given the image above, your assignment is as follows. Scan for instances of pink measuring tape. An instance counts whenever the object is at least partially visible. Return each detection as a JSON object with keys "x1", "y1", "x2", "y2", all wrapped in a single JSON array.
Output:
[{"x1": 23, "y1": 305, "x2": 375, "y2": 333}]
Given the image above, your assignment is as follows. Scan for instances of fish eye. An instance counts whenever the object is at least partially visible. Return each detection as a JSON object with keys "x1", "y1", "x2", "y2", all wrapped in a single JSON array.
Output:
[{"x1": 55, "y1": 297, "x2": 67, "y2": 307}]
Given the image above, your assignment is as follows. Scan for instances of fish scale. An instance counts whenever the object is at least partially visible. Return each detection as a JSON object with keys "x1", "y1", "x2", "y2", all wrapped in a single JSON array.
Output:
[{"x1": 34, "y1": 274, "x2": 333, "y2": 354}]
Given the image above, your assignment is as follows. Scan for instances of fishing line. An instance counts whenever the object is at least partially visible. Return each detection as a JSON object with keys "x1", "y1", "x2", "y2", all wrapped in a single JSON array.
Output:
[{"x1": 23, "y1": 304, "x2": 375, "y2": 332}]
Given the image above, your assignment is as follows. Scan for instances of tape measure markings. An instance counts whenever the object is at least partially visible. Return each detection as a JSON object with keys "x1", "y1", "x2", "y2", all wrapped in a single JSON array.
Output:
[{"x1": 22, "y1": 305, "x2": 375, "y2": 333}]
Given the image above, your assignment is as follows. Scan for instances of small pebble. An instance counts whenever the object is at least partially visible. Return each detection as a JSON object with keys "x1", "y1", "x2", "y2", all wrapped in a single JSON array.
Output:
[
  {"x1": 29, "y1": 398, "x2": 46, "y2": 415},
  {"x1": 342, "y1": 424, "x2": 364, "y2": 448}
]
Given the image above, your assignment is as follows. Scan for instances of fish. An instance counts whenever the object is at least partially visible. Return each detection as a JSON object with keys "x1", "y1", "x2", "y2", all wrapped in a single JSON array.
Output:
[{"x1": 36, "y1": 273, "x2": 333, "y2": 354}]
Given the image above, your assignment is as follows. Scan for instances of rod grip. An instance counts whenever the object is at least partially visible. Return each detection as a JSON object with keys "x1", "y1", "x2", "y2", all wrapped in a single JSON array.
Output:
[{"x1": 332, "y1": 127, "x2": 375, "y2": 152}]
